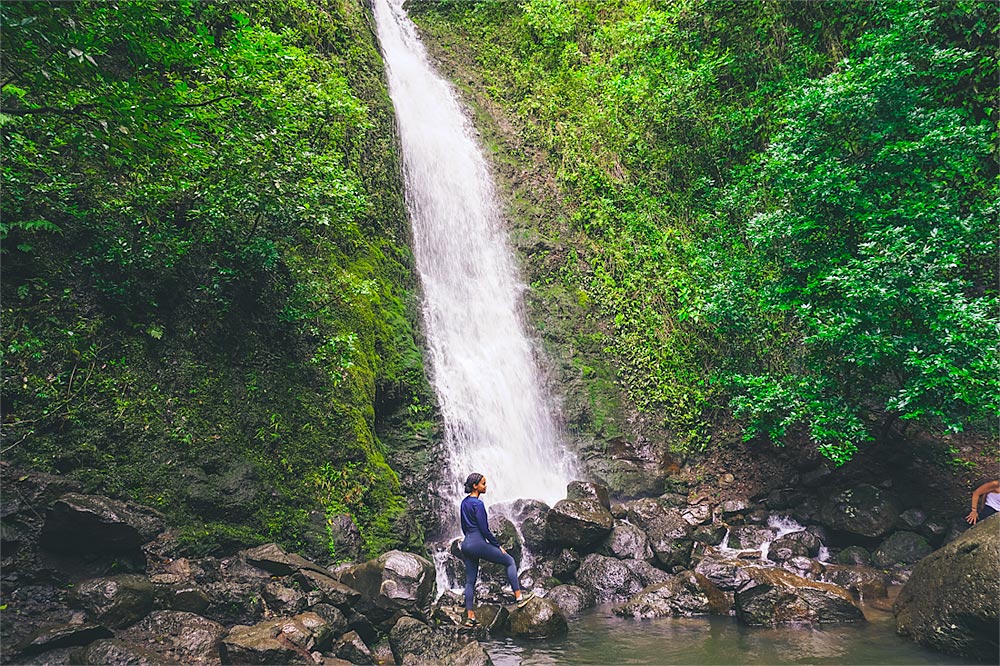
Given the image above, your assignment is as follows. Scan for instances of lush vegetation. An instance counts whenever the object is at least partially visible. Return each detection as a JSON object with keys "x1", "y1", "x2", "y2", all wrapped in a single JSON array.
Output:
[
  {"x1": 2, "y1": 0, "x2": 437, "y2": 558},
  {"x1": 411, "y1": 0, "x2": 998, "y2": 464}
]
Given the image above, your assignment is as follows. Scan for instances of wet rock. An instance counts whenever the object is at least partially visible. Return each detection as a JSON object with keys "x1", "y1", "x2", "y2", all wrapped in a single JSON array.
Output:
[
  {"x1": 263, "y1": 580, "x2": 308, "y2": 615},
  {"x1": 69, "y1": 574, "x2": 155, "y2": 629},
  {"x1": 550, "y1": 548, "x2": 581, "y2": 580},
  {"x1": 544, "y1": 498, "x2": 614, "y2": 550},
  {"x1": 507, "y1": 597, "x2": 568, "y2": 639},
  {"x1": 242, "y1": 543, "x2": 329, "y2": 578},
  {"x1": 613, "y1": 572, "x2": 712, "y2": 619},
  {"x1": 694, "y1": 555, "x2": 753, "y2": 592},
  {"x1": 78, "y1": 638, "x2": 174, "y2": 665},
  {"x1": 818, "y1": 484, "x2": 900, "y2": 541},
  {"x1": 782, "y1": 556, "x2": 825, "y2": 579},
  {"x1": 682, "y1": 504, "x2": 712, "y2": 526},
  {"x1": 221, "y1": 612, "x2": 332, "y2": 664},
  {"x1": 643, "y1": 510, "x2": 694, "y2": 570},
  {"x1": 765, "y1": 489, "x2": 791, "y2": 511},
  {"x1": 692, "y1": 524, "x2": 727, "y2": 546},
  {"x1": 574, "y1": 554, "x2": 663, "y2": 604},
  {"x1": 339, "y1": 550, "x2": 435, "y2": 626},
  {"x1": 40, "y1": 494, "x2": 164, "y2": 555},
  {"x1": 788, "y1": 496, "x2": 820, "y2": 525},
  {"x1": 310, "y1": 604, "x2": 349, "y2": 636},
  {"x1": 545, "y1": 585, "x2": 594, "y2": 617},
  {"x1": 157, "y1": 582, "x2": 211, "y2": 614},
  {"x1": 598, "y1": 522, "x2": 652, "y2": 561},
  {"x1": 295, "y1": 568, "x2": 362, "y2": 609},
  {"x1": 719, "y1": 498, "x2": 752, "y2": 518},
  {"x1": 734, "y1": 567, "x2": 865, "y2": 626},
  {"x1": 388, "y1": 616, "x2": 489, "y2": 665},
  {"x1": 508, "y1": 499, "x2": 550, "y2": 554},
  {"x1": 17, "y1": 623, "x2": 113, "y2": 657},
  {"x1": 726, "y1": 525, "x2": 776, "y2": 550},
  {"x1": 767, "y1": 531, "x2": 820, "y2": 562},
  {"x1": 872, "y1": 531, "x2": 933, "y2": 568},
  {"x1": 335, "y1": 630, "x2": 374, "y2": 664},
  {"x1": 327, "y1": 514, "x2": 363, "y2": 563},
  {"x1": 897, "y1": 508, "x2": 927, "y2": 531},
  {"x1": 822, "y1": 565, "x2": 888, "y2": 602},
  {"x1": 123, "y1": 610, "x2": 226, "y2": 663},
  {"x1": 566, "y1": 481, "x2": 611, "y2": 511},
  {"x1": 917, "y1": 516, "x2": 949, "y2": 546},
  {"x1": 894, "y1": 515, "x2": 999, "y2": 662},
  {"x1": 835, "y1": 546, "x2": 871, "y2": 566}
]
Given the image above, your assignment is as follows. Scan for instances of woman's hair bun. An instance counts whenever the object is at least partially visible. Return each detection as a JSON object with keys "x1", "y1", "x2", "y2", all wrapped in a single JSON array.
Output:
[{"x1": 464, "y1": 472, "x2": 483, "y2": 494}]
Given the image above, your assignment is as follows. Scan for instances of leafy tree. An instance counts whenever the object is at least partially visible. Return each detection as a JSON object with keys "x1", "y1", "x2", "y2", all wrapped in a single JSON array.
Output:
[{"x1": 712, "y1": 4, "x2": 999, "y2": 463}]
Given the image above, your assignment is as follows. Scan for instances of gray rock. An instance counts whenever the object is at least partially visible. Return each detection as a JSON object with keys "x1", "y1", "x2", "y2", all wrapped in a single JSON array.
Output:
[
  {"x1": 897, "y1": 508, "x2": 927, "y2": 531},
  {"x1": 78, "y1": 639, "x2": 174, "y2": 665},
  {"x1": 765, "y1": 489, "x2": 791, "y2": 510},
  {"x1": 599, "y1": 522, "x2": 653, "y2": 561},
  {"x1": 40, "y1": 494, "x2": 164, "y2": 554},
  {"x1": 388, "y1": 616, "x2": 488, "y2": 665},
  {"x1": 509, "y1": 499, "x2": 550, "y2": 554},
  {"x1": 545, "y1": 585, "x2": 594, "y2": 616},
  {"x1": 835, "y1": 546, "x2": 871, "y2": 566},
  {"x1": 507, "y1": 597, "x2": 568, "y2": 639},
  {"x1": 295, "y1": 568, "x2": 362, "y2": 609},
  {"x1": 69, "y1": 575, "x2": 155, "y2": 629},
  {"x1": 339, "y1": 550, "x2": 435, "y2": 626},
  {"x1": 566, "y1": 481, "x2": 611, "y2": 510},
  {"x1": 156, "y1": 582, "x2": 211, "y2": 614},
  {"x1": 335, "y1": 630, "x2": 374, "y2": 664},
  {"x1": 726, "y1": 525, "x2": 776, "y2": 550},
  {"x1": 719, "y1": 498, "x2": 752, "y2": 517},
  {"x1": 123, "y1": 610, "x2": 226, "y2": 663},
  {"x1": 682, "y1": 504, "x2": 712, "y2": 526},
  {"x1": 613, "y1": 572, "x2": 712, "y2": 619},
  {"x1": 574, "y1": 554, "x2": 650, "y2": 604},
  {"x1": 735, "y1": 567, "x2": 865, "y2": 626},
  {"x1": 17, "y1": 623, "x2": 113, "y2": 657},
  {"x1": 544, "y1": 498, "x2": 614, "y2": 550},
  {"x1": 221, "y1": 612, "x2": 332, "y2": 664},
  {"x1": 894, "y1": 515, "x2": 999, "y2": 662},
  {"x1": 818, "y1": 484, "x2": 900, "y2": 540},
  {"x1": 263, "y1": 581, "x2": 307, "y2": 615},
  {"x1": 691, "y1": 524, "x2": 727, "y2": 546},
  {"x1": 551, "y1": 548, "x2": 581, "y2": 580},
  {"x1": 767, "y1": 531, "x2": 820, "y2": 562},
  {"x1": 328, "y1": 514, "x2": 363, "y2": 563},
  {"x1": 872, "y1": 531, "x2": 933, "y2": 568},
  {"x1": 310, "y1": 604, "x2": 348, "y2": 636},
  {"x1": 822, "y1": 565, "x2": 889, "y2": 602},
  {"x1": 644, "y1": 509, "x2": 694, "y2": 569},
  {"x1": 243, "y1": 543, "x2": 330, "y2": 577},
  {"x1": 694, "y1": 556, "x2": 753, "y2": 592}
]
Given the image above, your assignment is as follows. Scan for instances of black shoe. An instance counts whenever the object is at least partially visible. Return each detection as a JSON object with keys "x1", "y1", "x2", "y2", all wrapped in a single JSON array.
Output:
[
  {"x1": 516, "y1": 590, "x2": 535, "y2": 609},
  {"x1": 461, "y1": 617, "x2": 480, "y2": 628}
]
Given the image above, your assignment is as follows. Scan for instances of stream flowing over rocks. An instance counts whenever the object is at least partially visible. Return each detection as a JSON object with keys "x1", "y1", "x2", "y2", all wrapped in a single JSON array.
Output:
[{"x1": 3, "y1": 463, "x2": 997, "y2": 664}]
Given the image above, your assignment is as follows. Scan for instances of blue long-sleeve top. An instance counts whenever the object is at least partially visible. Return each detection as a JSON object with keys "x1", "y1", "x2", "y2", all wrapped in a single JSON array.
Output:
[{"x1": 460, "y1": 495, "x2": 499, "y2": 546}]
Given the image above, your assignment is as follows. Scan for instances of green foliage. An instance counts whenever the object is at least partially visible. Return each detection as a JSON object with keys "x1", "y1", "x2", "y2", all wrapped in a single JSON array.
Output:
[
  {"x1": 412, "y1": 0, "x2": 997, "y2": 463},
  {"x1": 2, "y1": 0, "x2": 435, "y2": 558}
]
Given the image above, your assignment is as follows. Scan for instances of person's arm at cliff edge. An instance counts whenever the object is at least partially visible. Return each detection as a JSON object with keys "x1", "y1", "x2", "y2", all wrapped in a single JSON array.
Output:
[{"x1": 965, "y1": 480, "x2": 1000, "y2": 525}]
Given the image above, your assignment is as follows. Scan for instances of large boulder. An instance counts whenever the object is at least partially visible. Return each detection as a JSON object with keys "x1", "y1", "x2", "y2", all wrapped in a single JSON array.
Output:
[
  {"x1": 220, "y1": 612, "x2": 332, "y2": 664},
  {"x1": 872, "y1": 531, "x2": 933, "y2": 569},
  {"x1": 624, "y1": 499, "x2": 693, "y2": 568},
  {"x1": 613, "y1": 572, "x2": 712, "y2": 619},
  {"x1": 694, "y1": 555, "x2": 753, "y2": 592},
  {"x1": 894, "y1": 515, "x2": 999, "y2": 662},
  {"x1": 734, "y1": 567, "x2": 865, "y2": 626},
  {"x1": 545, "y1": 585, "x2": 594, "y2": 617},
  {"x1": 339, "y1": 550, "x2": 435, "y2": 626},
  {"x1": 121, "y1": 610, "x2": 226, "y2": 664},
  {"x1": 821, "y1": 565, "x2": 889, "y2": 602},
  {"x1": 566, "y1": 481, "x2": 611, "y2": 511},
  {"x1": 388, "y1": 616, "x2": 491, "y2": 665},
  {"x1": 17, "y1": 623, "x2": 113, "y2": 658},
  {"x1": 818, "y1": 484, "x2": 900, "y2": 541},
  {"x1": 544, "y1": 499, "x2": 614, "y2": 550},
  {"x1": 242, "y1": 543, "x2": 330, "y2": 578},
  {"x1": 725, "y1": 525, "x2": 777, "y2": 551},
  {"x1": 508, "y1": 499, "x2": 550, "y2": 554},
  {"x1": 40, "y1": 494, "x2": 164, "y2": 554},
  {"x1": 599, "y1": 522, "x2": 653, "y2": 561},
  {"x1": 77, "y1": 639, "x2": 174, "y2": 665},
  {"x1": 574, "y1": 554, "x2": 667, "y2": 604},
  {"x1": 294, "y1": 568, "x2": 361, "y2": 610},
  {"x1": 507, "y1": 597, "x2": 568, "y2": 639},
  {"x1": 69, "y1": 574, "x2": 156, "y2": 629}
]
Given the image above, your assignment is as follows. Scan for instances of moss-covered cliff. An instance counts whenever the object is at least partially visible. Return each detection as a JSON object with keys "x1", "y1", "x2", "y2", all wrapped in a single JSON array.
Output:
[{"x1": 1, "y1": 0, "x2": 441, "y2": 560}]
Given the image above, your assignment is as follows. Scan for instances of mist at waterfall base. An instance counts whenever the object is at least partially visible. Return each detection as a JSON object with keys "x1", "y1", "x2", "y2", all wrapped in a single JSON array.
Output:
[{"x1": 372, "y1": 0, "x2": 578, "y2": 531}]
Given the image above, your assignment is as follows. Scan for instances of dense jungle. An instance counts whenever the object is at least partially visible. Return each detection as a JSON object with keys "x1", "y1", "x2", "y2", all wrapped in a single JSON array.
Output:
[{"x1": 1, "y1": 0, "x2": 997, "y2": 664}]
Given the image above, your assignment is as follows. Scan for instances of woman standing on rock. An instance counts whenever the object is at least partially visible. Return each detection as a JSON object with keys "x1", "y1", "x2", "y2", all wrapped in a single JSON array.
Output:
[{"x1": 460, "y1": 473, "x2": 534, "y2": 627}]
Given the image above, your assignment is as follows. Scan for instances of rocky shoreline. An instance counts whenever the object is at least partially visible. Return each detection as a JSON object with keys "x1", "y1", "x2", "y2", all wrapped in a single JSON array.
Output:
[{"x1": 2, "y1": 467, "x2": 997, "y2": 664}]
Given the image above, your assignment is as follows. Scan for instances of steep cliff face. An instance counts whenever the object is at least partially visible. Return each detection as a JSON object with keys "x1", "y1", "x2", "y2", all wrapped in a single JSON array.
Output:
[{"x1": 1, "y1": 0, "x2": 441, "y2": 561}]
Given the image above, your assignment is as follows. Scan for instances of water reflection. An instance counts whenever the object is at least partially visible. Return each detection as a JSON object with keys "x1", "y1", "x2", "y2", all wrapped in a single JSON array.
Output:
[{"x1": 483, "y1": 604, "x2": 969, "y2": 665}]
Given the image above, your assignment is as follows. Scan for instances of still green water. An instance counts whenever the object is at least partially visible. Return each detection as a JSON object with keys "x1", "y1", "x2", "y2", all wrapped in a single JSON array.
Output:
[{"x1": 482, "y1": 603, "x2": 973, "y2": 665}]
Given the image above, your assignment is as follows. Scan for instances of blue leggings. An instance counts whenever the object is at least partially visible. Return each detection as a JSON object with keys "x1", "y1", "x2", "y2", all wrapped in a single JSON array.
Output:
[{"x1": 460, "y1": 533, "x2": 519, "y2": 610}]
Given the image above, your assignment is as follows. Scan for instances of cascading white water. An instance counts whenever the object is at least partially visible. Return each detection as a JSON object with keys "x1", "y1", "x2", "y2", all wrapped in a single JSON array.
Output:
[{"x1": 371, "y1": 0, "x2": 577, "y2": 522}]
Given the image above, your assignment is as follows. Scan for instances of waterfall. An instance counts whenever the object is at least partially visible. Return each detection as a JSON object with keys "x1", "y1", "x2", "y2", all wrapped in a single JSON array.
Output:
[{"x1": 371, "y1": 0, "x2": 577, "y2": 524}]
